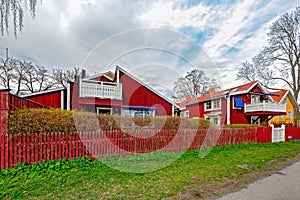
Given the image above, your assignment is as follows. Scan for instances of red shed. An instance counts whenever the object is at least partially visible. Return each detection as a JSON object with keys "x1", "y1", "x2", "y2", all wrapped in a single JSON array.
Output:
[{"x1": 21, "y1": 88, "x2": 66, "y2": 109}]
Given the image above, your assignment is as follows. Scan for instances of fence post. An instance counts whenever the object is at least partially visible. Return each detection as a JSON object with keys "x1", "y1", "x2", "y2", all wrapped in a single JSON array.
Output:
[
  {"x1": 0, "y1": 89, "x2": 10, "y2": 134},
  {"x1": 270, "y1": 124, "x2": 274, "y2": 143},
  {"x1": 281, "y1": 124, "x2": 286, "y2": 142}
]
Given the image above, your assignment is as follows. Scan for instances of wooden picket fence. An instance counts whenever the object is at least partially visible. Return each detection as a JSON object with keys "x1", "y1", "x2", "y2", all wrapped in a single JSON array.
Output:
[{"x1": 0, "y1": 128, "x2": 271, "y2": 170}]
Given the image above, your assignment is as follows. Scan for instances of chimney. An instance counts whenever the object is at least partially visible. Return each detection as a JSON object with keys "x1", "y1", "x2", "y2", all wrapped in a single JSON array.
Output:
[
  {"x1": 186, "y1": 96, "x2": 191, "y2": 101},
  {"x1": 208, "y1": 88, "x2": 215, "y2": 94},
  {"x1": 81, "y1": 69, "x2": 86, "y2": 79}
]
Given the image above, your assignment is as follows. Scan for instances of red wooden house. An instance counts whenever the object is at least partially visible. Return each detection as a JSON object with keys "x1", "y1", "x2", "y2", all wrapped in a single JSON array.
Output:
[
  {"x1": 22, "y1": 66, "x2": 179, "y2": 117},
  {"x1": 179, "y1": 81, "x2": 286, "y2": 126}
]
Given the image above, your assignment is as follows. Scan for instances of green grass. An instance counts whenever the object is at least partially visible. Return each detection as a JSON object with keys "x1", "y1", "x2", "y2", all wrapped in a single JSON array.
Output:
[{"x1": 1, "y1": 142, "x2": 300, "y2": 199}]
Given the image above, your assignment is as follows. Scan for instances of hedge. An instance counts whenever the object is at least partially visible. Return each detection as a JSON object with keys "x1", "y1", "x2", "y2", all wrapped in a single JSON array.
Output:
[
  {"x1": 222, "y1": 124, "x2": 261, "y2": 128},
  {"x1": 8, "y1": 108, "x2": 211, "y2": 134}
]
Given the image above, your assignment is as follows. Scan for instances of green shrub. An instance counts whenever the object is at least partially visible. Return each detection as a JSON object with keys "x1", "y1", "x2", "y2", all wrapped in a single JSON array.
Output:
[
  {"x1": 8, "y1": 108, "x2": 211, "y2": 134},
  {"x1": 222, "y1": 124, "x2": 261, "y2": 128}
]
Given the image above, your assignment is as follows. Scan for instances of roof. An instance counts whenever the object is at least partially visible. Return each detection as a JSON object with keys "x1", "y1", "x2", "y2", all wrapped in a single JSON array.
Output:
[
  {"x1": 269, "y1": 90, "x2": 288, "y2": 103},
  {"x1": 183, "y1": 81, "x2": 259, "y2": 106},
  {"x1": 270, "y1": 90, "x2": 298, "y2": 108},
  {"x1": 116, "y1": 65, "x2": 179, "y2": 108},
  {"x1": 86, "y1": 71, "x2": 115, "y2": 81},
  {"x1": 20, "y1": 87, "x2": 65, "y2": 98}
]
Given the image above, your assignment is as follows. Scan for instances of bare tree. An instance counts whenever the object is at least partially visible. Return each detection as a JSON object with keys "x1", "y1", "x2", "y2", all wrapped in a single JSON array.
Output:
[
  {"x1": 0, "y1": 0, "x2": 40, "y2": 37},
  {"x1": 0, "y1": 57, "x2": 18, "y2": 90},
  {"x1": 52, "y1": 67, "x2": 80, "y2": 88},
  {"x1": 174, "y1": 68, "x2": 220, "y2": 101},
  {"x1": 236, "y1": 6, "x2": 300, "y2": 101},
  {"x1": 23, "y1": 64, "x2": 54, "y2": 93},
  {"x1": 14, "y1": 60, "x2": 29, "y2": 95}
]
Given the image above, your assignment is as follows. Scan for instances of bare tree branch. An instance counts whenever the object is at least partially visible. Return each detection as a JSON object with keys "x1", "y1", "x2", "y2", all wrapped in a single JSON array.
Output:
[
  {"x1": 236, "y1": 6, "x2": 300, "y2": 102},
  {"x1": 174, "y1": 68, "x2": 220, "y2": 101}
]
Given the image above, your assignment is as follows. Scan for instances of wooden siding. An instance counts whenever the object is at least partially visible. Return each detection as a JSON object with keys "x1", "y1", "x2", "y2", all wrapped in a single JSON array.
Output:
[
  {"x1": 230, "y1": 94, "x2": 251, "y2": 124},
  {"x1": 119, "y1": 71, "x2": 173, "y2": 116},
  {"x1": 187, "y1": 103, "x2": 202, "y2": 118},
  {"x1": 24, "y1": 90, "x2": 63, "y2": 109}
]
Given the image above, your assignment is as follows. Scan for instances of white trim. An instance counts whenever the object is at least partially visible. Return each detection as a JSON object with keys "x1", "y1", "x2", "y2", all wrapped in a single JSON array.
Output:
[
  {"x1": 61, "y1": 90, "x2": 64, "y2": 110},
  {"x1": 20, "y1": 88, "x2": 65, "y2": 98},
  {"x1": 116, "y1": 69, "x2": 120, "y2": 84},
  {"x1": 227, "y1": 95, "x2": 230, "y2": 124},
  {"x1": 204, "y1": 99, "x2": 221, "y2": 111},
  {"x1": 116, "y1": 65, "x2": 179, "y2": 108},
  {"x1": 172, "y1": 105, "x2": 174, "y2": 117},
  {"x1": 67, "y1": 83, "x2": 70, "y2": 110},
  {"x1": 86, "y1": 72, "x2": 114, "y2": 81}
]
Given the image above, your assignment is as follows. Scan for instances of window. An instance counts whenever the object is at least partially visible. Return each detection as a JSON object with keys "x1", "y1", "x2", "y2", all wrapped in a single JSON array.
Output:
[
  {"x1": 205, "y1": 99, "x2": 221, "y2": 111},
  {"x1": 205, "y1": 101, "x2": 212, "y2": 110},
  {"x1": 96, "y1": 107, "x2": 112, "y2": 115},
  {"x1": 287, "y1": 110, "x2": 292, "y2": 120},
  {"x1": 180, "y1": 110, "x2": 189, "y2": 118},
  {"x1": 282, "y1": 97, "x2": 286, "y2": 104},
  {"x1": 251, "y1": 116, "x2": 260, "y2": 124},
  {"x1": 121, "y1": 106, "x2": 156, "y2": 118},
  {"x1": 278, "y1": 115, "x2": 283, "y2": 120},
  {"x1": 213, "y1": 100, "x2": 221, "y2": 109},
  {"x1": 205, "y1": 115, "x2": 221, "y2": 127},
  {"x1": 233, "y1": 97, "x2": 244, "y2": 109},
  {"x1": 251, "y1": 95, "x2": 260, "y2": 103}
]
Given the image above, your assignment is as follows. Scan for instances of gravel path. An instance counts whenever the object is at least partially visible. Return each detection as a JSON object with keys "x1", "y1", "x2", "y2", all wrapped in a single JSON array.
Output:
[{"x1": 218, "y1": 159, "x2": 300, "y2": 200}]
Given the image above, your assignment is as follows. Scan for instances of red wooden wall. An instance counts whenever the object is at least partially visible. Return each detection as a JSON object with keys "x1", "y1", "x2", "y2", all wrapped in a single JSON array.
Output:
[
  {"x1": 25, "y1": 90, "x2": 63, "y2": 109},
  {"x1": 186, "y1": 103, "x2": 202, "y2": 118},
  {"x1": 119, "y1": 71, "x2": 173, "y2": 116}
]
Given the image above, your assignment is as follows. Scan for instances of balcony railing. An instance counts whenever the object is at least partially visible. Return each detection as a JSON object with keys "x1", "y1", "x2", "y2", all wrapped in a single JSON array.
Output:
[
  {"x1": 79, "y1": 80, "x2": 122, "y2": 100},
  {"x1": 244, "y1": 101, "x2": 286, "y2": 113}
]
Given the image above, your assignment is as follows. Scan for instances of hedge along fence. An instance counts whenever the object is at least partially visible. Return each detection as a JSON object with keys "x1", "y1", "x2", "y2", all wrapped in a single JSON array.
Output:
[
  {"x1": 8, "y1": 108, "x2": 211, "y2": 134},
  {"x1": 0, "y1": 128, "x2": 268, "y2": 170}
]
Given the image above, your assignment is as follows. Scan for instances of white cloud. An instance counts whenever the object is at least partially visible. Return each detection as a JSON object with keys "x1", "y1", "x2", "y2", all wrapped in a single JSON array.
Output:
[{"x1": 0, "y1": 0, "x2": 299, "y2": 95}]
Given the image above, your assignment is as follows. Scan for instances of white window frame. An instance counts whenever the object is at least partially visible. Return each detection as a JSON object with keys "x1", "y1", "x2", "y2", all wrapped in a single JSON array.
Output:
[
  {"x1": 251, "y1": 95, "x2": 260, "y2": 103},
  {"x1": 96, "y1": 107, "x2": 112, "y2": 115},
  {"x1": 205, "y1": 99, "x2": 221, "y2": 111},
  {"x1": 180, "y1": 110, "x2": 189, "y2": 118},
  {"x1": 121, "y1": 108, "x2": 156, "y2": 118}
]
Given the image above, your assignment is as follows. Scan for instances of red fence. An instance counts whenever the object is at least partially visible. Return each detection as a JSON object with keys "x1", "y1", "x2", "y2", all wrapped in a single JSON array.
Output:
[
  {"x1": 285, "y1": 127, "x2": 300, "y2": 141},
  {"x1": 0, "y1": 128, "x2": 273, "y2": 170},
  {"x1": 9, "y1": 93, "x2": 49, "y2": 111}
]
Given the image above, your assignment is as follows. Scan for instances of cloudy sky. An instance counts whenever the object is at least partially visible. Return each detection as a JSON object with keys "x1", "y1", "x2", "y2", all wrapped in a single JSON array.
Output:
[{"x1": 0, "y1": 0, "x2": 299, "y2": 97}]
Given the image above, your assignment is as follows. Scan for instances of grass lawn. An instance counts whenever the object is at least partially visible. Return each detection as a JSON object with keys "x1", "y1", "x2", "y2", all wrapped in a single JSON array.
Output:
[{"x1": 1, "y1": 142, "x2": 300, "y2": 199}]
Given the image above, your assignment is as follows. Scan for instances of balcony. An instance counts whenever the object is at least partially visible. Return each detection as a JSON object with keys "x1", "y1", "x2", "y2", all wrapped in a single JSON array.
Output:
[
  {"x1": 244, "y1": 101, "x2": 286, "y2": 114},
  {"x1": 79, "y1": 80, "x2": 122, "y2": 100}
]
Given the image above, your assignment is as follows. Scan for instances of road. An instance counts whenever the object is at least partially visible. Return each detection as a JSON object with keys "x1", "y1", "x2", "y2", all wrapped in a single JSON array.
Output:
[{"x1": 218, "y1": 160, "x2": 300, "y2": 200}]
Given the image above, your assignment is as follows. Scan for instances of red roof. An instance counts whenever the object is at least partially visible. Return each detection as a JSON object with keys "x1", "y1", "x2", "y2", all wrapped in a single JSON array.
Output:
[
  {"x1": 269, "y1": 90, "x2": 288, "y2": 103},
  {"x1": 180, "y1": 81, "x2": 258, "y2": 106}
]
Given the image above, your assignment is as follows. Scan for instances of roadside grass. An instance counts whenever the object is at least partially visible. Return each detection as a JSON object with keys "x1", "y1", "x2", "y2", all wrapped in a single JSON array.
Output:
[{"x1": 1, "y1": 142, "x2": 300, "y2": 199}]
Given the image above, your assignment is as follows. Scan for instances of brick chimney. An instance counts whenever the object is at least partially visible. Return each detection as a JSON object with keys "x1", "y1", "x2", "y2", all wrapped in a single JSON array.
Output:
[
  {"x1": 208, "y1": 88, "x2": 215, "y2": 94},
  {"x1": 185, "y1": 96, "x2": 191, "y2": 101}
]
